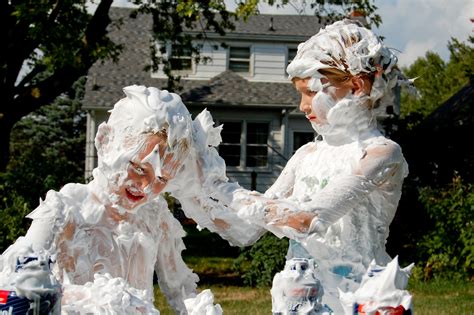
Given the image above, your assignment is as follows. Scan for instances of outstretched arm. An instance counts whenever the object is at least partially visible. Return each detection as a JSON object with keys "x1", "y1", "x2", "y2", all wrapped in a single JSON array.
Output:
[{"x1": 211, "y1": 140, "x2": 407, "y2": 240}]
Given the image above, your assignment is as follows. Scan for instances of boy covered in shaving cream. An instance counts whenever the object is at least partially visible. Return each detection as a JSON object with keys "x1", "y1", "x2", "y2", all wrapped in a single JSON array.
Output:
[{"x1": 0, "y1": 85, "x2": 260, "y2": 314}]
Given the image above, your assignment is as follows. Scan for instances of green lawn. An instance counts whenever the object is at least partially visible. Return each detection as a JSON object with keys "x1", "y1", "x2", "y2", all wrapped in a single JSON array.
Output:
[
  {"x1": 409, "y1": 279, "x2": 474, "y2": 315},
  {"x1": 154, "y1": 278, "x2": 474, "y2": 314},
  {"x1": 157, "y1": 230, "x2": 474, "y2": 314}
]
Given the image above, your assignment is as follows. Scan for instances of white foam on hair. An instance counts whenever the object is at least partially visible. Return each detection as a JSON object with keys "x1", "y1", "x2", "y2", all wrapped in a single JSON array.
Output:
[{"x1": 287, "y1": 19, "x2": 412, "y2": 115}]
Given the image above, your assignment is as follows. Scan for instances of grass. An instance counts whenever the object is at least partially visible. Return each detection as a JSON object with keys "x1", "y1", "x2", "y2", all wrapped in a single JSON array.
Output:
[
  {"x1": 409, "y1": 279, "x2": 474, "y2": 314},
  {"x1": 162, "y1": 230, "x2": 474, "y2": 314},
  {"x1": 154, "y1": 285, "x2": 272, "y2": 315},
  {"x1": 154, "y1": 280, "x2": 474, "y2": 314}
]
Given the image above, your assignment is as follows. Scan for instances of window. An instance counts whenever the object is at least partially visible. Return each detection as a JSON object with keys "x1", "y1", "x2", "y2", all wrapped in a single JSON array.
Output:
[
  {"x1": 219, "y1": 122, "x2": 242, "y2": 167},
  {"x1": 229, "y1": 47, "x2": 250, "y2": 73},
  {"x1": 286, "y1": 47, "x2": 298, "y2": 75},
  {"x1": 169, "y1": 44, "x2": 192, "y2": 71},
  {"x1": 292, "y1": 131, "x2": 315, "y2": 154},
  {"x1": 246, "y1": 123, "x2": 269, "y2": 167},
  {"x1": 288, "y1": 47, "x2": 298, "y2": 65},
  {"x1": 219, "y1": 121, "x2": 269, "y2": 168}
]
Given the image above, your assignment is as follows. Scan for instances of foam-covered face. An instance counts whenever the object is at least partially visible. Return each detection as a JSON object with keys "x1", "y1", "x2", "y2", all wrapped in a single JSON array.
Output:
[
  {"x1": 294, "y1": 76, "x2": 352, "y2": 126},
  {"x1": 112, "y1": 134, "x2": 184, "y2": 210},
  {"x1": 92, "y1": 85, "x2": 193, "y2": 212}
]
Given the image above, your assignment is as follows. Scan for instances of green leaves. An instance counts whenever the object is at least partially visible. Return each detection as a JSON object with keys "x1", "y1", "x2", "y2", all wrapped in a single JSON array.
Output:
[
  {"x1": 400, "y1": 37, "x2": 473, "y2": 127},
  {"x1": 0, "y1": 79, "x2": 86, "y2": 251},
  {"x1": 417, "y1": 175, "x2": 474, "y2": 280},
  {"x1": 233, "y1": 233, "x2": 289, "y2": 287}
]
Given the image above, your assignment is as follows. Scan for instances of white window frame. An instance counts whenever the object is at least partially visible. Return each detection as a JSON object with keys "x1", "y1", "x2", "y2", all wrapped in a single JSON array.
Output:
[{"x1": 228, "y1": 46, "x2": 252, "y2": 75}]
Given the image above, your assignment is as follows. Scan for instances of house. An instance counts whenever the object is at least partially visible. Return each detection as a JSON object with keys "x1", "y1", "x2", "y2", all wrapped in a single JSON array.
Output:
[{"x1": 83, "y1": 7, "x2": 322, "y2": 191}]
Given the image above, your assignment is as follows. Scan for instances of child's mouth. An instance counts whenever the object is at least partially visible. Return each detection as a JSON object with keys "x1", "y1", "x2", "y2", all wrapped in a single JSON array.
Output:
[{"x1": 125, "y1": 188, "x2": 145, "y2": 202}]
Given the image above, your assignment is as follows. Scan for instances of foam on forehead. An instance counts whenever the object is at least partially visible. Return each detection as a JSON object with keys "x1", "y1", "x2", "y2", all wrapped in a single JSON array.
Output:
[
  {"x1": 286, "y1": 19, "x2": 397, "y2": 79},
  {"x1": 107, "y1": 85, "x2": 192, "y2": 147},
  {"x1": 95, "y1": 85, "x2": 192, "y2": 175}
]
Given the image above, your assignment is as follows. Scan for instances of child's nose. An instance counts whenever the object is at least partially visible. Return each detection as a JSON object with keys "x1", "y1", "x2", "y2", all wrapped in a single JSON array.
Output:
[{"x1": 299, "y1": 97, "x2": 311, "y2": 114}]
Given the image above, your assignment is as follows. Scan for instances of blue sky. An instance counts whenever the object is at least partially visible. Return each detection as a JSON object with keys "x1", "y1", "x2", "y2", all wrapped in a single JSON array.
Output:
[{"x1": 111, "y1": 0, "x2": 473, "y2": 67}]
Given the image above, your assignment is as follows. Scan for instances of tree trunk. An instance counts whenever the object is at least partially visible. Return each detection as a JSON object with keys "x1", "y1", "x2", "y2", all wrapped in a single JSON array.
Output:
[{"x1": 0, "y1": 114, "x2": 16, "y2": 172}]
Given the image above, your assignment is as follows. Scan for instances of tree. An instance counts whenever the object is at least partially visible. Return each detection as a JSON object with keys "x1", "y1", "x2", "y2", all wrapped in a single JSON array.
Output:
[
  {"x1": 0, "y1": 78, "x2": 87, "y2": 251},
  {"x1": 1, "y1": 0, "x2": 380, "y2": 170},
  {"x1": 399, "y1": 36, "x2": 473, "y2": 127},
  {"x1": 386, "y1": 37, "x2": 474, "y2": 266},
  {"x1": 1, "y1": 0, "x2": 119, "y2": 171}
]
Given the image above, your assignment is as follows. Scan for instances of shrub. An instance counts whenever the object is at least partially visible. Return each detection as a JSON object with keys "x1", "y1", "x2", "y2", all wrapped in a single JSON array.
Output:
[
  {"x1": 416, "y1": 174, "x2": 473, "y2": 280},
  {"x1": 233, "y1": 233, "x2": 288, "y2": 287}
]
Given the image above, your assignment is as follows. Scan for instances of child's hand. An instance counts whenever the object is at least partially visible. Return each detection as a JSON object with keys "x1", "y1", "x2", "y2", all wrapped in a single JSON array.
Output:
[{"x1": 268, "y1": 210, "x2": 317, "y2": 234}]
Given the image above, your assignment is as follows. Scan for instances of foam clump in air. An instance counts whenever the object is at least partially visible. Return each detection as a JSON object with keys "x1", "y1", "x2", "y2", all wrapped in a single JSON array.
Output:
[{"x1": 339, "y1": 257, "x2": 414, "y2": 315}]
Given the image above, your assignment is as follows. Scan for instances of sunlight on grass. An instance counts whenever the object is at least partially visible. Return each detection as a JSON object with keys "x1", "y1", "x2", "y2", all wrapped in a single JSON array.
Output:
[
  {"x1": 154, "y1": 279, "x2": 474, "y2": 314},
  {"x1": 154, "y1": 285, "x2": 271, "y2": 315},
  {"x1": 409, "y1": 279, "x2": 474, "y2": 315}
]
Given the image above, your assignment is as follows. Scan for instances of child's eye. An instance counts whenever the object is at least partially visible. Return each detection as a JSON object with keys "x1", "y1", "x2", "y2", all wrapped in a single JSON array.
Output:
[
  {"x1": 130, "y1": 162, "x2": 146, "y2": 175},
  {"x1": 156, "y1": 176, "x2": 168, "y2": 184}
]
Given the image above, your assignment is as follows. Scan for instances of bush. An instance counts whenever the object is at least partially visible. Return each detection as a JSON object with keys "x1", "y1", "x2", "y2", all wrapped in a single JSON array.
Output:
[
  {"x1": 0, "y1": 179, "x2": 31, "y2": 251},
  {"x1": 233, "y1": 233, "x2": 288, "y2": 287},
  {"x1": 416, "y1": 174, "x2": 473, "y2": 280}
]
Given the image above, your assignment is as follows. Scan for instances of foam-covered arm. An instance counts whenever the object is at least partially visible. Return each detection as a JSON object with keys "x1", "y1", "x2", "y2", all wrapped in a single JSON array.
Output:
[
  {"x1": 154, "y1": 209, "x2": 199, "y2": 314},
  {"x1": 178, "y1": 194, "x2": 266, "y2": 247},
  {"x1": 230, "y1": 141, "x2": 407, "y2": 239},
  {"x1": 169, "y1": 109, "x2": 266, "y2": 246}
]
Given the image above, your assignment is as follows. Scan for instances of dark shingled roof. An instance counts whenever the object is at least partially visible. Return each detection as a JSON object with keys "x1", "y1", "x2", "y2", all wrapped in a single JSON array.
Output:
[
  {"x1": 83, "y1": 7, "x2": 320, "y2": 109},
  {"x1": 229, "y1": 14, "x2": 322, "y2": 37}
]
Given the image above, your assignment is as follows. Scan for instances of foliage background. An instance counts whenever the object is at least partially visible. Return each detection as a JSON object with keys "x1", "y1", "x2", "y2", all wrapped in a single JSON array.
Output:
[{"x1": 0, "y1": 78, "x2": 86, "y2": 251}]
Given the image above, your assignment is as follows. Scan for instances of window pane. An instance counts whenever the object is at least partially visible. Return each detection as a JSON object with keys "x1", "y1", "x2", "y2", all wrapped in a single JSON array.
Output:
[
  {"x1": 246, "y1": 146, "x2": 268, "y2": 167},
  {"x1": 171, "y1": 45, "x2": 192, "y2": 57},
  {"x1": 229, "y1": 47, "x2": 250, "y2": 73},
  {"x1": 170, "y1": 58, "x2": 192, "y2": 70},
  {"x1": 219, "y1": 145, "x2": 240, "y2": 166},
  {"x1": 170, "y1": 44, "x2": 192, "y2": 70},
  {"x1": 247, "y1": 123, "x2": 268, "y2": 144},
  {"x1": 230, "y1": 47, "x2": 250, "y2": 59},
  {"x1": 288, "y1": 48, "x2": 298, "y2": 64},
  {"x1": 293, "y1": 132, "x2": 315, "y2": 153},
  {"x1": 229, "y1": 60, "x2": 249, "y2": 73},
  {"x1": 221, "y1": 122, "x2": 241, "y2": 143}
]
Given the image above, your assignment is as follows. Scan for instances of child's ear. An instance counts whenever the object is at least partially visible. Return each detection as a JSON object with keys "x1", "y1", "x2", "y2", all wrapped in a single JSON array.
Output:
[
  {"x1": 95, "y1": 122, "x2": 113, "y2": 156},
  {"x1": 351, "y1": 76, "x2": 368, "y2": 96}
]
